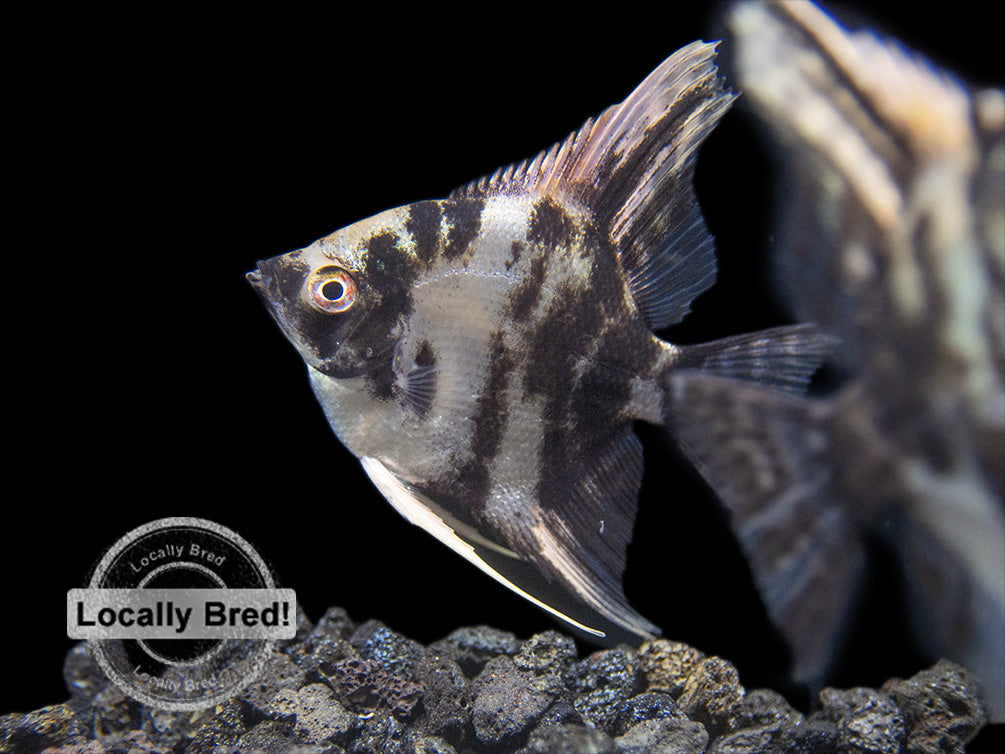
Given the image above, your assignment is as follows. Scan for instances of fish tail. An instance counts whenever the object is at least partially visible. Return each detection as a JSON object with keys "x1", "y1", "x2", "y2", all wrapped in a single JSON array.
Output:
[
  {"x1": 669, "y1": 323, "x2": 836, "y2": 396},
  {"x1": 664, "y1": 371, "x2": 865, "y2": 683}
]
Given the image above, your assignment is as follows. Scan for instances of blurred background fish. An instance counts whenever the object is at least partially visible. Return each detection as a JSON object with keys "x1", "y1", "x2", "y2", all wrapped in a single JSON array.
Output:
[{"x1": 672, "y1": 0, "x2": 1005, "y2": 721}]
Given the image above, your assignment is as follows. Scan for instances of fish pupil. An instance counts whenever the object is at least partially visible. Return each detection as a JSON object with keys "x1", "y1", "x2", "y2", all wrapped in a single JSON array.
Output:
[{"x1": 321, "y1": 280, "x2": 345, "y2": 301}]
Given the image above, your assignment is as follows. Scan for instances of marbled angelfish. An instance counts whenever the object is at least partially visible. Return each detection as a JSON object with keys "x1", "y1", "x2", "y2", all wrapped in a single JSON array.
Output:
[
  {"x1": 670, "y1": 1, "x2": 1004, "y2": 719},
  {"x1": 248, "y1": 42, "x2": 827, "y2": 643}
]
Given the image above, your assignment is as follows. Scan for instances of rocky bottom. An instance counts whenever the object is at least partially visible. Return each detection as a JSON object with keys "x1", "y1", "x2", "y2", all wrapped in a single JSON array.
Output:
[{"x1": 0, "y1": 606, "x2": 990, "y2": 753}]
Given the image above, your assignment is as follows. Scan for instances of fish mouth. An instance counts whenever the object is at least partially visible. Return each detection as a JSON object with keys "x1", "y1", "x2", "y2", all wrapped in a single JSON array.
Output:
[
  {"x1": 246, "y1": 262, "x2": 274, "y2": 301},
  {"x1": 247, "y1": 260, "x2": 293, "y2": 338},
  {"x1": 247, "y1": 260, "x2": 285, "y2": 320}
]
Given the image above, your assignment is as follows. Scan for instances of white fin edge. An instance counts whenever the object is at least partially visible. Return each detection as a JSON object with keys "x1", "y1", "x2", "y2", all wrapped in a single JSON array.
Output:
[
  {"x1": 360, "y1": 456, "x2": 607, "y2": 638},
  {"x1": 530, "y1": 517, "x2": 660, "y2": 638}
]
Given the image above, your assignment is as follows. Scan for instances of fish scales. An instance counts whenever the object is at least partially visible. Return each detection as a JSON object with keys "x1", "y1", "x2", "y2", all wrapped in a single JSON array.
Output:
[{"x1": 249, "y1": 42, "x2": 830, "y2": 642}]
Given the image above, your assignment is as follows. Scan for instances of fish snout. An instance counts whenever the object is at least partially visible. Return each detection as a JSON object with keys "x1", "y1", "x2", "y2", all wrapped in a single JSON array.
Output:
[
  {"x1": 246, "y1": 259, "x2": 280, "y2": 304},
  {"x1": 246, "y1": 267, "x2": 264, "y2": 286}
]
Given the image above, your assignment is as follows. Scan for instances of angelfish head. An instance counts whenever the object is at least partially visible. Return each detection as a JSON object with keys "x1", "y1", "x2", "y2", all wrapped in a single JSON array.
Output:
[{"x1": 247, "y1": 205, "x2": 415, "y2": 379}]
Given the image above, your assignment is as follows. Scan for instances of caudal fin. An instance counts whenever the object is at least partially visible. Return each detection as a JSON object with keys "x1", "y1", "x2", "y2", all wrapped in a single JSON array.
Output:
[{"x1": 666, "y1": 371, "x2": 865, "y2": 682}]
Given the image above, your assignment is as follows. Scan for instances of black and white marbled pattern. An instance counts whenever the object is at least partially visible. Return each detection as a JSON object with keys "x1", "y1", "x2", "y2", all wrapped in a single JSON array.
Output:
[{"x1": 248, "y1": 42, "x2": 828, "y2": 643}]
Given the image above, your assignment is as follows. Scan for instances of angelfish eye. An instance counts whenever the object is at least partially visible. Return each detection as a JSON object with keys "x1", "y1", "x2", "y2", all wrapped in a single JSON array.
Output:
[{"x1": 306, "y1": 266, "x2": 357, "y2": 314}]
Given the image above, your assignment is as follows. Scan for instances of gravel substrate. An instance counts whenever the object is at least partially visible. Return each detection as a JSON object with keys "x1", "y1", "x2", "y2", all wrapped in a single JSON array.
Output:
[{"x1": 0, "y1": 606, "x2": 990, "y2": 753}]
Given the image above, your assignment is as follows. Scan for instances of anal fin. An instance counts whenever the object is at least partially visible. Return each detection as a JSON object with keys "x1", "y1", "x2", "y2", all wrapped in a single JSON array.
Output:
[
  {"x1": 360, "y1": 420, "x2": 663, "y2": 646},
  {"x1": 360, "y1": 456, "x2": 612, "y2": 638},
  {"x1": 527, "y1": 427, "x2": 661, "y2": 643}
]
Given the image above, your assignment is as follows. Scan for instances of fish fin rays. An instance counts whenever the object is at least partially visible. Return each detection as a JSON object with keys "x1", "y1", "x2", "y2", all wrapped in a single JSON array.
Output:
[
  {"x1": 667, "y1": 373, "x2": 865, "y2": 681},
  {"x1": 359, "y1": 457, "x2": 620, "y2": 639},
  {"x1": 450, "y1": 41, "x2": 735, "y2": 330},
  {"x1": 529, "y1": 428, "x2": 661, "y2": 641},
  {"x1": 398, "y1": 363, "x2": 438, "y2": 417},
  {"x1": 625, "y1": 217, "x2": 717, "y2": 331},
  {"x1": 673, "y1": 324, "x2": 836, "y2": 396},
  {"x1": 359, "y1": 427, "x2": 661, "y2": 644}
]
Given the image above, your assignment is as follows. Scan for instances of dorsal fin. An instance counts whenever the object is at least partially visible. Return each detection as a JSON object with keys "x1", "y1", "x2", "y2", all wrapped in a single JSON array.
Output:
[{"x1": 450, "y1": 41, "x2": 737, "y2": 329}]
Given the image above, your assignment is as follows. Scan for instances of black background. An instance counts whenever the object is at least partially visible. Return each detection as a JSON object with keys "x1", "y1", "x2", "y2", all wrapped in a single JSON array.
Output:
[{"x1": 6, "y1": 1, "x2": 1002, "y2": 747}]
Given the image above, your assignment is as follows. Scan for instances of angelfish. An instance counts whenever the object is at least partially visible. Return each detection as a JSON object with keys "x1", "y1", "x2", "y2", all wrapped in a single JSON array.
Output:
[
  {"x1": 670, "y1": 1, "x2": 1004, "y2": 719},
  {"x1": 248, "y1": 42, "x2": 827, "y2": 642}
]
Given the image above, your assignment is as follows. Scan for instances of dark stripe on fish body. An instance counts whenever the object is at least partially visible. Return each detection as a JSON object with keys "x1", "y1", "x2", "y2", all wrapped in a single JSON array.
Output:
[
  {"x1": 359, "y1": 231, "x2": 417, "y2": 399},
  {"x1": 366, "y1": 359, "x2": 396, "y2": 401},
  {"x1": 424, "y1": 332, "x2": 514, "y2": 518},
  {"x1": 406, "y1": 201, "x2": 443, "y2": 267},
  {"x1": 574, "y1": 327, "x2": 652, "y2": 436},
  {"x1": 535, "y1": 370, "x2": 608, "y2": 526},
  {"x1": 588, "y1": 227, "x2": 632, "y2": 316},
  {"x1": 505, "y1": 241, "x2": 524, "y2": 271},
  {"x1": 523, "y1": 287, "x2": 580, "y2": 399},
  {"x1": 415, "y1": 340, "x2": 436, "y2": 367},
  {"x1": 257, "y1": 253, "x2": 364, "y2": 367},
  {"x1": 357, "y1": 233, "x2": 416, "y2": 345},
  {"x1": 366, "y1": 231, "x2": 418, "y2": 299},
  {"x1": 524, "y1": 250, "x2": 652, "y2": 510},
  {"x1": 523, "y1": 283, "x2": 606, "y2": 399},
  {"x1": 470, "y1": 331, "x2": 513, "y2": 464},
  {"x1": 442, "y1": 198, "x2": 485, "y2": 260},
  {"x1": 530, "y1": 312, "x2": 581, "y2": 512},
  {"x1": 537, "y1": 416, "x2": 577, "y2": 512},
  {"x1": 508, "y1": 255, "x2": 547, "y2": 322},
  {"x1": 363, "y1": 231, "x2": 418, "y2": 325},
  {"x1": 527, "y1": 196, "x2": 575, "y2": 249},
  {"x1": 269, "y1": 256, "x2": 347, "y2": 363}
]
